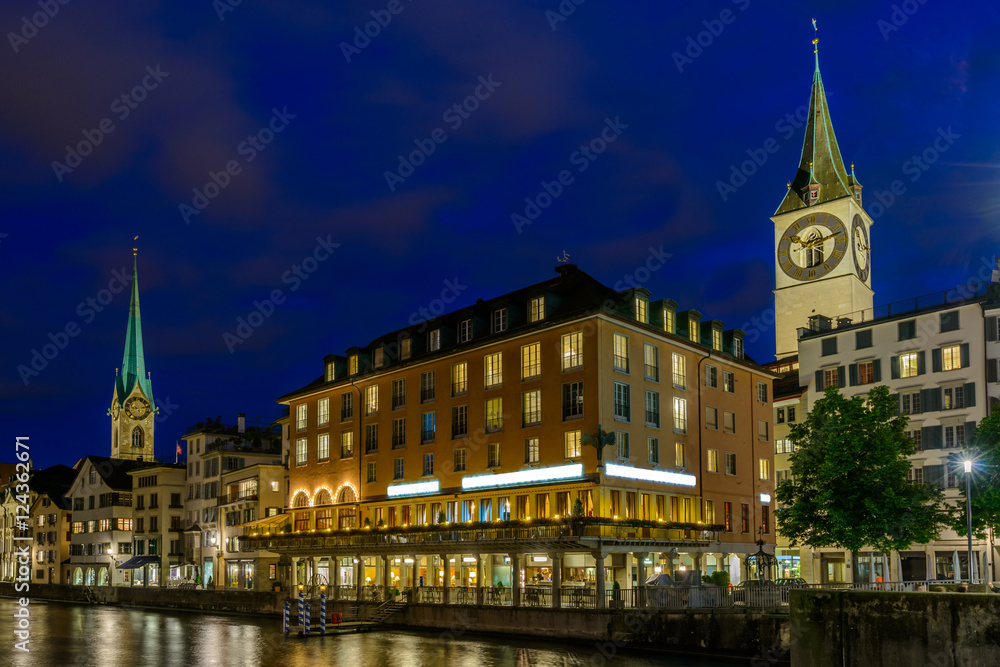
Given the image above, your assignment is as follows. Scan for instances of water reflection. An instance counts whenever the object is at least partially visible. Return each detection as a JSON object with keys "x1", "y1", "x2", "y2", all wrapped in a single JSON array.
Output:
[{"x1": 1, "y1": 599, "x2": 733, "y2": 667}]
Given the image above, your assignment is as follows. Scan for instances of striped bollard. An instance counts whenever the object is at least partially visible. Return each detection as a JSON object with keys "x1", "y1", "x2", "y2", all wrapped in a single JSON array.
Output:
[
  {"x1": 320, "y1": 591, "x2": 327, "y2": 635},
  {"x1": 283, "y1": 602, "x2": 290, "y2": 634},
  {"x1": 298, "y1": 588, "x2": 304, "y2": 630},
  {"x1": 304, "y1": 603, "x2": 311, "y2": 635}
]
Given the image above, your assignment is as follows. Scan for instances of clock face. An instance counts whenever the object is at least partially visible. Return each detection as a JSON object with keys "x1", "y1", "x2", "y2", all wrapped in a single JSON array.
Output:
[
  {"x1": 851, "y1": 214, "x2": 870, "y2": 282},
  {"x1": 125, "y1": 397, "x2": 150, "y2": 420},
  {"x1": 777, "y1": 212, "x2": 848, "y2": 281}
]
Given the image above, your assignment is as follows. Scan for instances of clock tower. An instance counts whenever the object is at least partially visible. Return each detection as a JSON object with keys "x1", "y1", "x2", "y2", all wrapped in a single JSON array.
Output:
[
  {"x1": 110, "y1": 248, "x2": 156, "y2": 461},
  {"x1": 772, "y1": 37, "x2": 873, "y2": 360}
]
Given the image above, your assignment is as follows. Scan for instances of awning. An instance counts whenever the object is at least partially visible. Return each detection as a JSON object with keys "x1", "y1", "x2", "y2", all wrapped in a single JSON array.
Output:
[
  {"x1": 117, "y1": 556, "x2": 159, "y2": 569},
  {"x1": 242, "y1": 514, "x2": 288, "y2": 528}
]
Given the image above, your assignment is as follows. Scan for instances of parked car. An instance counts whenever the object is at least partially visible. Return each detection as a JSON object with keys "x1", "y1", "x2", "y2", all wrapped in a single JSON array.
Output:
[
  {"x1": 775, "y1": 577, "x2": 807, "y2": 586},
  {"x1": 732, "y1": 580, "x2": 782, "y2": 606}
]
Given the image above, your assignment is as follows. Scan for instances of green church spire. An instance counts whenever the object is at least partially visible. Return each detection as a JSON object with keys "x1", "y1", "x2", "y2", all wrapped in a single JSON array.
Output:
[
  {"x1": 115, "y1": 248, "x2": 154, "y2": 409},
  {"x1": 775, "y1": 22, "x2": 852, "y2": 215}
]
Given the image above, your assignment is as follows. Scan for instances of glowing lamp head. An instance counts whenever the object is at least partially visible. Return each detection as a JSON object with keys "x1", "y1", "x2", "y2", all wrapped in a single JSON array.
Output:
[{"x1": 964, "y1": 460, "x2": 973, "y2": 473}]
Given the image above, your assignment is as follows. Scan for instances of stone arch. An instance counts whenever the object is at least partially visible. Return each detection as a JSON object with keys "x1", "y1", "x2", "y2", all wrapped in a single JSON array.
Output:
[
  {"x1": 85, "y1": 568, "x2": 96, "y2": 586},
  {"x1": 337, "y1": 485, "x2": 357, "y2": 504},
  {"x1": 98, "y1": 567, "x2": 109, "y2": 586},
  {"x1": 73, "y1": 567, "x2": 83, "y2": 585},
  {"x1": 292, "y1": 490, "x2": 310, "y2": 508}
]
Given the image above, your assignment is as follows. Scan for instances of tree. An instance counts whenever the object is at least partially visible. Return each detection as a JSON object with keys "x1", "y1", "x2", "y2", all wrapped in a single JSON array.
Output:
[
  {"x1": 776, "y1": 385, "x2": 948, "y2": 581},
  {"x1": 949, "y1": 402, "x2": 1000, "y2": 539}
]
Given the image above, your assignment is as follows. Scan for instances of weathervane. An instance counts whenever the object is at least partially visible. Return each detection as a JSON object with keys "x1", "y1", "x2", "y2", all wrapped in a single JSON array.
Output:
[
  {"x1": 812, "y1": 18, "x2": 818, "y2": 53},
  {"x1": 133, "y1": 235, "x2": 138, "y2": 256},
  {"x1": 556, "y1": 250, "x2": 571, "y2": 264}
]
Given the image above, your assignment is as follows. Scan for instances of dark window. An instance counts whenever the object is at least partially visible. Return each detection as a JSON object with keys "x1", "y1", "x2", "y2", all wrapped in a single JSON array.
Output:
[
  {"x1": 898, "y1": 320, "x2": 916, "y2": 341},
  {"x1": 856, "y1": 329, "x2": 873, "y2": 349},
  {"x1": 562, "y1": 382, "x2": 584, "y2": 419},
  {"x1": 940, "y1": 311, "x2": 959, "y2": 333},
  {"x1": 821, "y1": 338, "x2": 837, "y2": 356}
]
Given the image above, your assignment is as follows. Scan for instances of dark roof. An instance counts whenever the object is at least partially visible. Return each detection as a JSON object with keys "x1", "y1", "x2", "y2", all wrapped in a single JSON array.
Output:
[
  {"x1": 77, "y1": 456, "x2": 147, "y2": 491},
  {"x1": 32, "y1": 465, "x2": 77, "y2": 510},
  {"x1": 775, "y1": 51, "x2": 854, "y2": 216},
  {"x1": 280, "y1": 264, "x2": 770, "y2": 402}
]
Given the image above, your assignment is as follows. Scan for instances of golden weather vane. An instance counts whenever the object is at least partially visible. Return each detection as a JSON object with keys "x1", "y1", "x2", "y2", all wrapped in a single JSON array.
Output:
[
  {"x1": 812, "y1": 18, "x2": 818, "y2": 53},
  {"x1": 133, "y1": 235, "x2": 138, "y2": 255}
]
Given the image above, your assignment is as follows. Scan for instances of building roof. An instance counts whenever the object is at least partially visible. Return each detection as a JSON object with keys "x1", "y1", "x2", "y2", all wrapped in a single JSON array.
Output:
[
  {"x1": 115, "y1": 254, "x2": 155, "y2": 409},
  {"x1": 279, "y1": 263, "x2": 769, "y2": 402},
  {"x1": 775, "y1": 46, "x2": 855, "y2": 216},
  {"x1": 73, "y1": 456, "x2": 148, "y2": 492}
]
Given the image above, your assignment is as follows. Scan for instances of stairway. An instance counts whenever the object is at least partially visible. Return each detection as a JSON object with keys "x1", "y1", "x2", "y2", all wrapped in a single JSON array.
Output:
[{"x1": 367, "y1": 599, "x2": 406, "y2": 624}]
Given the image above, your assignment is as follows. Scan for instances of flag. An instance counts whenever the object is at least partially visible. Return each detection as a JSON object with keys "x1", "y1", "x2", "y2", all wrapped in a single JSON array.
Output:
[{"x1": 176, "y1": 442, "x2": 182, "y2": 456}]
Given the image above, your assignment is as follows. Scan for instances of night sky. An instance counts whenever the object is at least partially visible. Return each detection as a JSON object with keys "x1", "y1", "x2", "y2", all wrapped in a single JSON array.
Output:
[{"x1": 3, "y1": 1, "x2": 999, "y2": 470}]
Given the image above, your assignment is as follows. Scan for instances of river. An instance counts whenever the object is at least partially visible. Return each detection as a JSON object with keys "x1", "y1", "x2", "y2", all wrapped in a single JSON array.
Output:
[{"x1": 0, "y1": 599, "x2": 740, "y2": 666}]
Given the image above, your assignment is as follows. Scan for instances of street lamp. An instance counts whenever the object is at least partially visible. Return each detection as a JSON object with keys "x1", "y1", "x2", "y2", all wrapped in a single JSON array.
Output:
[{"x1": 964, "y1": 460, "x2": 974, "y2": 584}]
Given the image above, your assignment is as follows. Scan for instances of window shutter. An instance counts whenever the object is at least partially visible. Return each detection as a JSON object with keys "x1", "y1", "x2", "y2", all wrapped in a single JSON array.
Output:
[
  {"x1": 873, "y1": 359, "x2": 882, "y2": 382},
  {"x1": 890, "y1": 393, "x2": 900, "y2": 416},
  {"x1": 931, "y1": 348, "x2": 942, "y2": 373},
  {"x1": 848, "y1": 364, "x2": 858, "y2": 386},
  {"x1": 923, "y1": 425, "x2": 943, "y2": 450},
  {"x1": 920, "y1": 389, "x2": 933, "y2": 413},
  {"x1": 965, "y1": 382, "x2": 976, "y2": 407},
  {"x1": 961, "y1": 343, "x2": 970, "y2": 369},
  {"x1": 932, "y1": 388, "x2": 943, "y2": 412},
  {"x1": 917, "y1": 351, "x2": 926, "y2": 375},
  {"x1": 990, "y1": 360, "x2": 999, "y2": 384},
  {"x1": 890, "y1": 356, "x2": 900, "y2": 380},
  {"x1": 837, "y1": 366, "x2": 846, "y2": 388},
  {"x1": 988, "y1": 317, "x2": 998, "y2": 342},
  {"x1": 815, "y1": 370, "x2": 824, "y2": 391}
]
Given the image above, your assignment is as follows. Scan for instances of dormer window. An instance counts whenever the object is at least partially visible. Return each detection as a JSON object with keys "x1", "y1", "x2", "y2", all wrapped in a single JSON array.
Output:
[
  {"x1": 712, "y1": 327, "x2": 722, "y2": 351},
  {"x1": 349, "y1": 355, "x2": 359, "y2": 375},
  {"x1": 325, "y1": 362, "x2": 335, "y2": 382},
  {"x1": 734, "y1": 336, "x2": 744, "y2": 359},
  {"x1": 807, "y1": 185, "x2": 820, "y2": 204},
  {"x1": 429, "y1": 329, "x2": 441, "y2": 352},
  {"x1": 492, "y1": 308, "x2": 508, "y2": 334},
  {"x1": 529, "y1": 296, "x2": 545, "y2": 323},
  {"x1": 663, "y1": 309, "x2": 675, "y2": 334},
  {"x1": 458, "y1": 319, "x2": 472, "y2": 343},
  {"x1": 374, "y1": 347, "x2": 385, "y2": 368},
  {"x1": 401, "y1": 338, "x2": 412, "y2": 360},
  {"x1": 635, "y1": 298, "x2": 648, "y2": 324},
  {"x1": 688, "y1": 317, "x2": 700, "y2": 344}
]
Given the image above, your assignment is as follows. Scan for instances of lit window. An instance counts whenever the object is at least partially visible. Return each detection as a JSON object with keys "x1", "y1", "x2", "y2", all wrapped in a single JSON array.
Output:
[
  {"x1": 672, "y1": 397, "x2": 687, "y2": 433},
  {"x1": 613, "y1": 333, "x2": 630, "y2": 372},
  {"x1": 429, "y1": 329, "x2": 441, "y2": 351},
  {"x1": 857, "y1": 361, "x2": 875, "y2": 385},
  {"x1": 712, "y1": 328, "x2": 722, "y2": 351},
  {"x1": 688, "y1": 317, "x2": 700, "y2": 343},
  {"x1": 488, "y1": 443, "x2": 501, "y2": 468},
  {"x1": 521, "y1": 342, "x2": 541, "y2": 379},
  {"x1": 318, "y1": 398, "x2": 329, "y2": 426},
  {"x1": 525, "y1": 438, "x2": 539, "y2": 464},
  {"x1": 401, "y1": 338, "x2": 412, "y2": 359},
  {"x1": 529, "y1": 296, "x2": 545, "y2": 323},
  {"x1": 485, "y1": 397, "x2": 503, "y2": 433},
  {"x1": 824, "y1": 368, "x2": 839, "y2": 387},
  {"x1": 565, "y1": 431, "x2": 581, "y2": 458},
  {"x1": 635, "y1": 298, "x2": 648, "y2": 324},
  {"x1": 458, "y1": 319, "x2": 472, "y2": 343},
  {"x1": 317, "y1": 434, "x2": 329, "y2": 462},
  {"x1": 522, "y1": 390, "x2": 542, "y2": 427},
  {"x1": 365, "y1": 385, "x2": 379, "y2": 415},
  {"x1": 340, "y1": 432, "x2": 353, "y2": 458},
  {"x1": 325, "y1": 363, "x2": 334, "y2": 382},
  {"x1": 707, "y1": 449, "x2": 719, "y2": 473},
  {"x1": 942, "y1": 345, "x2": 961, "y2": 371},
  {"x1": 759, "y1": 458, "x2": 770, "y2": 480},
  {"x1": 644, "y1": 344, "x2": 659, "y2": 381},
  {"x1": 723, "y1": 370, "x2": 735, "y2": 393},
  {"x1": 296, "y1": 404, "x2": 307, "y2": 430},
  {"x1": 663, "y1": 309, "x2": 675, "y2": 334},
  {"x1": 485, "y1": 352, "x2": 503, "y2": 388},
  {"x1": 562, "y1": 332, "x2": 583, "y2": 370},
  {"x1": 349, "y1": 355, "x2": 359, "y2": 375},
  {"x1": 672, "y1": 353, "x2": 686, "y2": 389},
  {"x1": 674, "y1": 442, "x2": 686, "y2": 468},
  {"x1": 451, "y1": 362, "x2": 468, "y2": 396},
  {"x1": 295, "y1": 438, "x2": 307, "y2": 466},
  {"x1": 616, "y1": 431, "x2": 630, "y2": 459}
]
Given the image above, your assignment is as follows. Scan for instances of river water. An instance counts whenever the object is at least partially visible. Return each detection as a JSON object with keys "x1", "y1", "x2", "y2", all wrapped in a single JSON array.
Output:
[{"x1": 0, "y1": 599, "x2": 738, "y2": 667}]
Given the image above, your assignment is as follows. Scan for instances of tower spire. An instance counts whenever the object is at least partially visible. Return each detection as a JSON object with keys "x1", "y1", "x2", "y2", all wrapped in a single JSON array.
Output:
[
  {"x1": 775, "y1": 20, "x2": 852, "y2": 215},
  {"x1": 115, "y1": 243, "x2": 154, "y2": 409}
]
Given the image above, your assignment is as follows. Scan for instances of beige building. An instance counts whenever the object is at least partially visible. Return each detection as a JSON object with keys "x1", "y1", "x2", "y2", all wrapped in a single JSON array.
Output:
[
  {"x1": 127, "y1": 463, "x2": 186, "y2": 586},
  {"x1": 27, "y1": 465, "x2": 76, "y2": 585},
  {"x1": 219, "y1": 462, "x2": 284, "y2": 590}
]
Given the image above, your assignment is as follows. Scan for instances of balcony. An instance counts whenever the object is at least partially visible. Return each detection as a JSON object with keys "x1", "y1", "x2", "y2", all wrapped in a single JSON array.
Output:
[{"x1": 218, "y1": 492, "x2": 258, "y2": 506}]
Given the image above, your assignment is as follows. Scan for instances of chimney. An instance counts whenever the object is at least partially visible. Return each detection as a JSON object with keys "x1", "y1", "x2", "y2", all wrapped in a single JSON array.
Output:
[{"x1": 238, "y1": 413, "x2": 246, "y2": 434}]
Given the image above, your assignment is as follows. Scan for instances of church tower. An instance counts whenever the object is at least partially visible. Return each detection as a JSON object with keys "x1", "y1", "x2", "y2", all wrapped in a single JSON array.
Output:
[
  {"x1": 772, "y1": 32, "x2": 873, "y2": 360},
  {"x1": 109, "y1": 246, "x2": 156, "y2": 461}
]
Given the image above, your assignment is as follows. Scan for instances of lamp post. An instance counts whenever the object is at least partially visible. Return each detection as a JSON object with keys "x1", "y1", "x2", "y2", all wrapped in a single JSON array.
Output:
[
  {"x1": 964, "y1": 460, "x2": 974, "y2": 584},
  {"x1": 210, "y1": 534, "x2": 218, "y2": 589}
]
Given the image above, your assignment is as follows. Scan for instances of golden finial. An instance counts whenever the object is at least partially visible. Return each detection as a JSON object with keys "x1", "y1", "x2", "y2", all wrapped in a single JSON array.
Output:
[
  {"x1": 786, "y1": 181, "x2": 791, "y2": 189},
  {"x1": 133, "y1": 235, "x2": 138, "y2": 256},
  {"x1": 812, "y1": 19, "x2": 819, "y2": 56}
]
